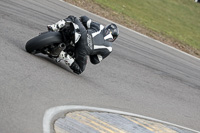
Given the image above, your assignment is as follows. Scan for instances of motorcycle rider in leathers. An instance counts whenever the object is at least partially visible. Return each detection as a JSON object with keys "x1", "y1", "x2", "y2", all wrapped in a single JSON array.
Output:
[{"x1": 47, "y1": 15, "x2": 119, "y2": 74}]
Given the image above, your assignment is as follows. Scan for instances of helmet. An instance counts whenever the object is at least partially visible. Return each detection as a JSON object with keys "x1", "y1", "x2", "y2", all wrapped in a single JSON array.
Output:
[{"x1": 105, "y1": 23, "x2": 119, "y2": 42}]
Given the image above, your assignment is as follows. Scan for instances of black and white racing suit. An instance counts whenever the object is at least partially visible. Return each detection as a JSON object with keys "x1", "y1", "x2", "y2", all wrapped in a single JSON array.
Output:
[{"x1": 65, "y1": 16, "x2": 112, "y2": 74}]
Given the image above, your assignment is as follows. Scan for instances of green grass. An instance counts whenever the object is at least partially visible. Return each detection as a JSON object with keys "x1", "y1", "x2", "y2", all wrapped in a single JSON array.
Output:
[{"x1": 93, "y1": 0, "x2": 200, "y2": 50}]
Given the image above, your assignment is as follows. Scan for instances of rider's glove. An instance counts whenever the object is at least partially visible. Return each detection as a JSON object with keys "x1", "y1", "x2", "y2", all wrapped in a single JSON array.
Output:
[{"x1": 67, "y1": 15, "x2": 76, "y2": 22}]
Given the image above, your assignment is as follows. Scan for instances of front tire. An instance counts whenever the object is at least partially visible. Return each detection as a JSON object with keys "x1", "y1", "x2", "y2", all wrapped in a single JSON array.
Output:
[{"x1": 25, "y1": 31, "x2": 63, "y2": 54}]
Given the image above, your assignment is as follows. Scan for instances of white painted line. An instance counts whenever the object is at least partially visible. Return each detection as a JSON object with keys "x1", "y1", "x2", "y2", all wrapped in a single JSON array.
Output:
[
  {"x1": 59, "y1": 0, "x2": 200, "y2": 61},
  {"x1": 43, "y1": 105, "x2": 200, "y2": 133}
]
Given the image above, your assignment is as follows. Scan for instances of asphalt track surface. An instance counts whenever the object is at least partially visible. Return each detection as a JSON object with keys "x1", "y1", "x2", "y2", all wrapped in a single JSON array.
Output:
[{"x1": 0, "y1": 0, "x2": 200, "y2": 133}]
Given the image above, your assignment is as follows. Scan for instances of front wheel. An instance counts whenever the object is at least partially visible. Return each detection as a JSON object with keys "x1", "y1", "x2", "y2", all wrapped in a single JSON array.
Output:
[{"x1": 25, "y1": 31, "x2": 63, "y2": 54}]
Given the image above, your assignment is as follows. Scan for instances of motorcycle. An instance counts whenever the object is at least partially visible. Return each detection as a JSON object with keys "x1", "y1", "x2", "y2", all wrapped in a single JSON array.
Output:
[{"x1": 25, "y1": 22, "x2": 81, "y2": 61}]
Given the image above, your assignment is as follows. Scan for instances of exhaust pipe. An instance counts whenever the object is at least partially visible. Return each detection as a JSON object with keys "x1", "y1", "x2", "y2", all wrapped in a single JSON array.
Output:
[{"x1": 50, "y1": 43, "x2": 66, "y2": 57}]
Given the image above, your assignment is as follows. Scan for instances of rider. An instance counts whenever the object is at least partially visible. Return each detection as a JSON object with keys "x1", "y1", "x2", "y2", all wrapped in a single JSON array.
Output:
[{"x1": 47, "y1": 15, "x2": 119, "y2": 74}]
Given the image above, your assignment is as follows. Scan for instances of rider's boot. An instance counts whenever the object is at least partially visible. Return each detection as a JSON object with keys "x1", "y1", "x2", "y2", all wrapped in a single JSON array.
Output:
[
  {"x1": 57, "y1": 51, "x2": 74, "y2": 66},
  {"x1": 47, "y1": 20, "x2": 66, "y2": 31}
]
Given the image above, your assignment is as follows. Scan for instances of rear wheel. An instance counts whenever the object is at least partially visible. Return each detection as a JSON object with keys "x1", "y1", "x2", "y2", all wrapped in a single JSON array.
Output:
[{"x1": 25, "y1": 31, "x2": 63, "y2": 54}]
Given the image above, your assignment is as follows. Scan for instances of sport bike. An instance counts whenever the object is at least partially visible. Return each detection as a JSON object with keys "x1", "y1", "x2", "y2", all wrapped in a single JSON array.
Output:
[{"x1": 25, "y1": 22, "x2": 81, "y2": 61}]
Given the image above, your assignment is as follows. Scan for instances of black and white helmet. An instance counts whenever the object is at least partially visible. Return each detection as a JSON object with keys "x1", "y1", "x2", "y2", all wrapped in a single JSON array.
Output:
[{"x1": 105, "y1": 23, "x2": 119, "y2": 42}]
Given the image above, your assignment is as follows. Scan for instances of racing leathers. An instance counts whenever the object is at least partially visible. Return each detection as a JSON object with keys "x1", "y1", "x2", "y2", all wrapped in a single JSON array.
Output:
[{"x1": 50, "y1": 16, "x2": 113, "y2": 74}]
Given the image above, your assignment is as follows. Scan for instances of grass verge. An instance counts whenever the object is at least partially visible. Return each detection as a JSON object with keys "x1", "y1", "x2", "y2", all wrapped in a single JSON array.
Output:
[{"x1": 64, "y1": 0, "x2": 200, "y2": 58}]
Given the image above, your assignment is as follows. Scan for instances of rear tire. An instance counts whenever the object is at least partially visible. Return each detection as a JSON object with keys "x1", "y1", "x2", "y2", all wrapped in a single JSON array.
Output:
[{"x1": 25, "y1": 31, "x2": 63, "y2": 54}]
